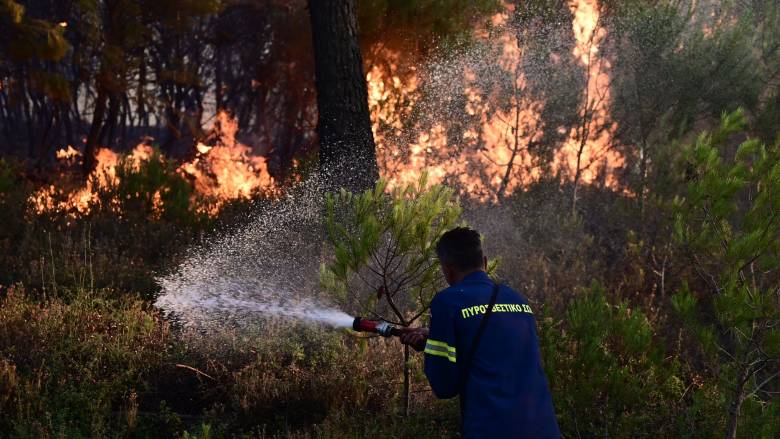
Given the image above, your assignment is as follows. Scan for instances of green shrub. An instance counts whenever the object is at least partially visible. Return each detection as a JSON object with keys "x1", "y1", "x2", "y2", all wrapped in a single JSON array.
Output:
[
  {"x1": 155, "y1": 321, "x2": 452, "y2": 437},
  {"x1": 0, "y1": 159, "x2": 34, "y2": 288},
  {"x1": 0, "y1": 285, "x2": 172, "y2": 438},
  {"x1": 320, "y1": 173, "x2": 463, "y2": 414},
  {"x1": 0, "y1": 147, "x2": 224, "y2": 299},
  {"x1": 672, "y1": 109, "x2": 780, "y2": 439},
  {"x1": 495, "y1": 182, "x2": 602, "y2": 307},
  {"x1": 95, "y1": 149, "x2": 205, "y2": 227},
  {"x1": 540, "y1": 284, "x2": 684, "y2": 438}
]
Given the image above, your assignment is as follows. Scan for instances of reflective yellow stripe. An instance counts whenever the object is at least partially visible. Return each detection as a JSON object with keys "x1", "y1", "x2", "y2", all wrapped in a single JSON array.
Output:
[
  {"x1": 426, "y1": 339, "x2": 456, "y2": 353},
  {"x1": 424, "y1": 344, "x2": 449, "y2": 354},
  {"x1": 424, "y1": 347, "x2": 457, "y2": 363}
]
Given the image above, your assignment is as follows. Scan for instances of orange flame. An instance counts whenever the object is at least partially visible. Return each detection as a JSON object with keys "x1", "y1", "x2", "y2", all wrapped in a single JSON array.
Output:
[
  {"x1": 179, "y1": 111, "x2": 274, "y2": 209},
  {"x1": 30, "y1": 143, "x2": 155, "y2": 214},
  {"x1": 33, "y1": 0, "x2": 621, "y2": 215},
  {"x1": 371, "y1": 0, "x2": 623, "y2": 200},
  {"x1": 31, "y1": 111, "x2": 274, "y2": 216},
  {"x1": 55, "y1": 145, "x2": 80, "y2": 160}
]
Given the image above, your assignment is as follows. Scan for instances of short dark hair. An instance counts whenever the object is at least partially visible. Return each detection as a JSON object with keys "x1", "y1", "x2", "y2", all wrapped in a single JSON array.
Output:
[{"x1": 435, "y1": 227, "x2": 484, "y2": 272}]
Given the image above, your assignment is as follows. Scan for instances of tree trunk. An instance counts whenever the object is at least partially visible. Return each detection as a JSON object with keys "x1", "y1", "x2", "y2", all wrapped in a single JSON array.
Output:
[
  {"x1": 638, "y1": 139, "x2": 648, "y2": 235},
  {"x1": 308, "y1": 0, "x2": 379, "y2": 192},
  {"x1": 497, "y1": 63, "x2": 522, "y2": 201},
  {"x1": 725, "y1": 365, "x2": 751, "y2": 439},
  {"x1": 22, "y1": 77, "x2": 35, "y2": 159},
  {"x1": 403, "y1": 343, "x2": 411, "y2": 416},
  {"x1": 215, "y1": 49, "x2": 223, "y2": 110},
  {"x1": 138, "y1": 56, "x2": 148, "y2": 127},
  {"x1": 84, "y1": 87, "x2": 109, "y2": 175},
  {"x1": 571, "y1": 138, "x2": 585, "y2": 215},
  {"x1": 101, "y1": 93, "x2": 120, "y2": 149}
]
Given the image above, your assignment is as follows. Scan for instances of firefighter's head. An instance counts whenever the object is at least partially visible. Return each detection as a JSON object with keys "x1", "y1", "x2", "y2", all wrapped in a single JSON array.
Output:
[{"x1": 435, "y1": 227, "x2": 488, "y2": 285}]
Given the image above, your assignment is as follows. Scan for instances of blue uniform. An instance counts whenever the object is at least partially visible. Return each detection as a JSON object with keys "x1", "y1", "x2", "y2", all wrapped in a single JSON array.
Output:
[{"x1": 424, "y1": 271, "x2": 560, "y2": 439}]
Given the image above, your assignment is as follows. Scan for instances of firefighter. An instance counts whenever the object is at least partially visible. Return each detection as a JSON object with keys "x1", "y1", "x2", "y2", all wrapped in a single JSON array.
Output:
[{"x1": 400, "y1": 227, "x2": 560, "y2": 438}]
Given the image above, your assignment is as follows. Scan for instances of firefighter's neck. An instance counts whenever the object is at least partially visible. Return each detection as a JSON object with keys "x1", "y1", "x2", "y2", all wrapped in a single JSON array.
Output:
[
  {"x1": 442, "y1": 257, "x2": 489, "y2": 285},
  {"x1": 444, "y1": 267, "x2": 484, "y2": 286}
]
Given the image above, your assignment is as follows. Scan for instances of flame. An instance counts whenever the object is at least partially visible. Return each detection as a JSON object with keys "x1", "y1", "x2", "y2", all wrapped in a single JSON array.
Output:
[
  {"x1": 557, "y1": 0, "x2": 623, "y2": 189},
  {"x1": 370, "y1": 0, "x2": 623, "y2": 200},
  {"x1": 31, "y1": 111, "x2": 274, "y2": 216},
  {"x1": 55, "y1": 145, "x2": 80, "y2": 160},
  {"x1": 31, "y1": 143, "x2": 155, "y2": 214},
  {"x1": 179, "y1": 111, "x2": 274, "y2": 210},
  {"x1": 32, "y1": 0, "x2": 622, "y2": 215},
  {"x1": 570, "y1": 0, "x2": 601, "y2": 65}
]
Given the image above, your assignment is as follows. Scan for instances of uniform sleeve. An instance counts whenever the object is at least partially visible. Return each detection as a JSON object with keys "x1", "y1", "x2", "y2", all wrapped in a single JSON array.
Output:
[{"x1": 424, "y1": 295, "x2": 459, "y2": 399}]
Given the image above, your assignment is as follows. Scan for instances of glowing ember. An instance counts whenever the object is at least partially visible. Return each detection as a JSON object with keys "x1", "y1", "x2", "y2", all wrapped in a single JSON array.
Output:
[{"x1": 55, "y1": 145, "x2": 80, "y2": 161}]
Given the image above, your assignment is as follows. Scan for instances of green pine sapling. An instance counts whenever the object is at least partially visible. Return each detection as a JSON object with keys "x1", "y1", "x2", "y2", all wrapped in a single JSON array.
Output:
[
  {"x1": 320, "y1": 173, "x2": 462, "y2": 415},
  {"x1": 672, "y1": 109, "x2": 780, "y2": 439}
]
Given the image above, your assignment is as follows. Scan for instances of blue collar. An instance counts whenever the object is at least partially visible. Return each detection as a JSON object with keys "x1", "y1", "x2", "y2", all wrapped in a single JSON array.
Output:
[{"x1": 456, "y1": 270, "x2": 492, "y2": 286}]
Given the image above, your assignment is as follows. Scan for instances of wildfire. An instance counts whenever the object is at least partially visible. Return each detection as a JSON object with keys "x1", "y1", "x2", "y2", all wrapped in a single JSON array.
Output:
[
  {"x1": 33, "y1": 0, "x2": 622, "y2": 216},
  {"x1": 179, "y1": 111, "x2": 274, "y2": 207},
  {"x1": 370, "y1": 0, "x2": 624, "y2": 201},
  {"x1": 30, "y1": 144, "x2": 157, "y2": 214},
  {"x1": 556, "y1": 0, "x2": 623, "y2": 189},
  {"x1": 31, "y1": 111, "x2": 274, "y2": 216}
]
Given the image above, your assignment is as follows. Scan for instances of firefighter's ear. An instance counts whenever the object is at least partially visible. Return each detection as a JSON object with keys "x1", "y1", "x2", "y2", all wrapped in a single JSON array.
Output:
[
  {"x1": 440, "y1": 263, "x2": 456, "y2": 285},
  {"x1": 482, "y1": 256, "x2": 487, "y2": 270}
]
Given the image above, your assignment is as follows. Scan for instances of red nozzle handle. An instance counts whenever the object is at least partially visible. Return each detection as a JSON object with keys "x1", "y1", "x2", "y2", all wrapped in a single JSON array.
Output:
[{"x1": 353, "y1": 317, "x2": 409, "y2": 337}]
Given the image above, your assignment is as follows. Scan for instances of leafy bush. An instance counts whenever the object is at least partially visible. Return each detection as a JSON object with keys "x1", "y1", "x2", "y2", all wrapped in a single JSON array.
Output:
[
  {"x1": 0, "y1": 159, "x2": 33, "y2": 287},
  {"x1": 95, "y1": 150, "x2": 205, "y2": 226},
  {"x1": 321, "y1": 174, "x2": 461, "y2": 325},
  {"x1": 0, "y1": 147, "x2": 223, "y2": 299},
  {"x1": 491, "y1": 182, "x2": 603, "y2": 307}
]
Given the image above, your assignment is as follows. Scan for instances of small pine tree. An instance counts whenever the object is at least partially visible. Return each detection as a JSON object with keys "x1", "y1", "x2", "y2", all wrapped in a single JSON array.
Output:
[
  {"x1": 539, "y1": 284, "x2": 682, "y2": 437},
  {"x1": 320, "y1": 173, "x2": 462, "y2": 415},
  {"x1": 672, "y1": 109, "x2": 780, "y2": 439}
]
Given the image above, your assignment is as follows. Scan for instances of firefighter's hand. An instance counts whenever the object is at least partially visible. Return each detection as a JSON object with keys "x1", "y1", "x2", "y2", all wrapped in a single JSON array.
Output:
[{"x1": 400, "y1": 328, "x2": 429, "y2": 352}]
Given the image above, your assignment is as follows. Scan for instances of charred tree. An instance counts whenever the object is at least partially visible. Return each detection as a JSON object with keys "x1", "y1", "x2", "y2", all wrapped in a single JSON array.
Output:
[
  {"x1": 308, "y1": 0, "x2": 379, "y2": 192},
  {"x1": 84, "y1": 86, "x2": 108, "y2": 175}
]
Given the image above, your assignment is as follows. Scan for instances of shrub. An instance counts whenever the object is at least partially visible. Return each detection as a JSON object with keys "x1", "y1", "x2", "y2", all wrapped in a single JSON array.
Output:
[
  {"x1": 0, "y1": 159, "x2": 34, "y2": 288},
  {"x1": 0, "y1": 285, "x2": 171, "y2": 438},
  {"x1": 672, "y1": 109, "x2": 780, "y2": 439},
  {"x1": 489, "y1": 181, "x2": 602, "y2": 307},
  {"x1": 94, "y1": 149, "x2": 205, "y2": 226},
  {"x1": 320, "y1": 173, "x2": 462, "y2": 414},
  {"x1": 539, "y1": 284, "x2": 684, "y2": 438}
]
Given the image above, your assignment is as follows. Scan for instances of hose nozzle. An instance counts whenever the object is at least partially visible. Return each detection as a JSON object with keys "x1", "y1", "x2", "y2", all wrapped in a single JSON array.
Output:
[{"x1": 352, "y1": 317, "x2": 404, "y2": 337}]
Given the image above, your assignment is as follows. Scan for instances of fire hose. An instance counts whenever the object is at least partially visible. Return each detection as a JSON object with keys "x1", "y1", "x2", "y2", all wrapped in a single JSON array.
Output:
[{"x1": 352, "y1": 316, "x2": 414, "y2": 337}]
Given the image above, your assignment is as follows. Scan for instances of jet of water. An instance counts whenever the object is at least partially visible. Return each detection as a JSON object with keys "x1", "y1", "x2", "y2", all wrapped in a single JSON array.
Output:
[{"x1": 155, "y1": 175, "x2": 353, "y2": 330}]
